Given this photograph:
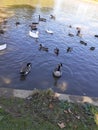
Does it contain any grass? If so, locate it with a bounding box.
[0,89,98,130]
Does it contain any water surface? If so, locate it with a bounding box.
[0,0,98,97]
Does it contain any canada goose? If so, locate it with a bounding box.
[53,63,62,78]
[90,47,95,51]
[80,40,87,46]
[54,48,59,55]
[39,44,48,52]
[20,63,32,76]
[39,15,46,22]
[29,31,39,38]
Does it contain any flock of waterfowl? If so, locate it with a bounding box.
[0,14,97,79]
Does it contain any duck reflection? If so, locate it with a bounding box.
[53,77,68,92]
[20,75,26,81]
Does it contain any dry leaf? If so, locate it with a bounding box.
[49,103,54,109]
[58,122,65,129]
[68,108,73,114]
[64,110,68,113]
[76,115,80,119]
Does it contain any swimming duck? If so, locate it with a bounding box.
[80,40,87,46]
[76,27,82,37]
[20,63,32,76]
[68,33,74,37]
[39,15,46,22]
[90,47,95,51]
[50,15,55,20]
[94,35,98,38]
[29,31,39,38]
[67,47,72,52]
[0,43,7,51]
[15,22,20,26]
[45,29,53,34]
[54,47,59,55]
[69,25,72,28]
[29,24,37,31]
[39,44,48,52]
[0,29,5,34]
[53,63,62,78]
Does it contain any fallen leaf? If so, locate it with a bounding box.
[64,110,68,113]
[76,115,80,119]
[58,122,65,129]
[49,103,54,109]
[68,108,73,114]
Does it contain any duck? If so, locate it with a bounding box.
[67,47,72,52]
[15,22,20,26]
[53,63,62,78]
[90,47,95,51]
[39,15,46,22]
[0,43,7,51]
[0,29,5,34]
[68,33,74,37]
[80,40,87,46]
[20,63,32,76]
[45,29,53,34]
[39,44,48,52]
[76,27,81,37]
[94,35,98,38]
[69,25,72,28]
[50,14,55,20]
[29,24,37,31]
[54,47,59,55]
[29,31,39,38]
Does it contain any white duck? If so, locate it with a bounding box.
[29,31,39,38]
[45,29,53,34]
[53,63,62,78]
[0,43,7,51]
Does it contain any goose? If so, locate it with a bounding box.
[39,44,48,52]
[45,29,53,34]
[68,33,74,37]
[29,31,39,38]
[20,63,32,76]
[39,15,46,22]
[53,63,62,78]
[50,15,55,20]
[67,47,72,52]
[80,40,87,46]
[90,47,95,51]
[0,43,7,51]
[54,48,59,55]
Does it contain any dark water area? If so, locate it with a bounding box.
[0,0,98,97]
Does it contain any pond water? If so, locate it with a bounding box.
[0,0,98,97]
